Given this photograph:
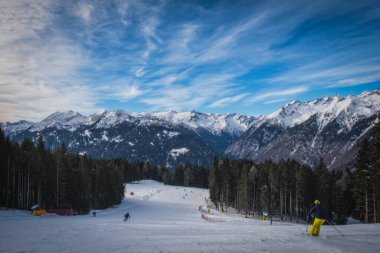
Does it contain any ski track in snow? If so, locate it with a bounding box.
[1,180,379,253]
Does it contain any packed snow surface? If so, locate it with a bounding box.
[1,180,379,253]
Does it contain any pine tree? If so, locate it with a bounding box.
[354,118,380,223]
[174,164,185,186]
[0,129,7,207]
[353,139,372,223]
[209,158,221,209]
[183,166,193,187]
[248,164,259,216]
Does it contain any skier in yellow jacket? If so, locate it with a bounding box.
[307,200,327,236]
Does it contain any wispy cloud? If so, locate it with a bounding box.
[208,94,249,108]
[248,86,309,103]
[75,1,94,23]
[327,72,380,88]
[140,73,238,111]
[268,59,380,88]
[1,0,379,121]
[118,86,148,101]
[0,0,97,122]
[263,98,290,105]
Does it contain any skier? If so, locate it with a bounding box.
[307,200,327,237]
[124,212,130,222]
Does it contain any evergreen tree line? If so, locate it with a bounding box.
[1,118,378,221]
[353,119,380,223]
[122,160,209,189]
[209,119,380,224]
[0,130,125,214]
[0,129,209,214]
[208,158,355,224]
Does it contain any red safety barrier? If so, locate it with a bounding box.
[46,209,76,216]
[201,213,226,222]
[40,213,59,218]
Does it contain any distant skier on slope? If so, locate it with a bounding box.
[307,200,327,236]
[124,212,130,222]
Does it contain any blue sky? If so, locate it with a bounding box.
[0,0,380,121]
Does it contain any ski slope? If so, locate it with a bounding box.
[1,180,379,253]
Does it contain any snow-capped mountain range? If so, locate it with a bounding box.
[4,110,257,136]
[226,89,380,169]
[263,90,379,130]
[1,110,258,167]
[2,89,379,169]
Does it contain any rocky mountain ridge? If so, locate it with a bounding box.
[2,89,379,169]
[1,110,258,167]
[225,89,380,169]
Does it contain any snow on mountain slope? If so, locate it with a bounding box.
[2,90,378,169]
[3,110,256,136]
[1,180,379,253]
[0,120,33,134]
[88,109,258,136]
[226,89,380,169]
[264,89,380,130]
[149,110,259,136]
[169,147,190,158]
[30,110,87,132]
[1,110,255,165]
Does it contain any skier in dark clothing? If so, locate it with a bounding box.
[124,212,130,222]
[307,200,327,236]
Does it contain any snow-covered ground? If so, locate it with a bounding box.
[1,180,379,253]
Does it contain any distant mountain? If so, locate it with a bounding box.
[225,89,380,169]
[1,110,258,168]
[3,90,379,169]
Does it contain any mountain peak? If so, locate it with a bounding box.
[265,89,380,129]
[226,89,380,170]
[30,110,86,132]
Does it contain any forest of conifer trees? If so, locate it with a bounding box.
[0,128,209,214]
[209,119,380,224]
[0,129,125,214]
[0,119,379,223]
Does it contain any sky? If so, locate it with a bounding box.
[0,0,380,122]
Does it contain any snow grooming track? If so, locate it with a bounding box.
[142,189,165,201]
[91,182,167,218]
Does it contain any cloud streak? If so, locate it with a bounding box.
[0,0,97,122]
[208,94,249,108]
[249,86,309,103]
